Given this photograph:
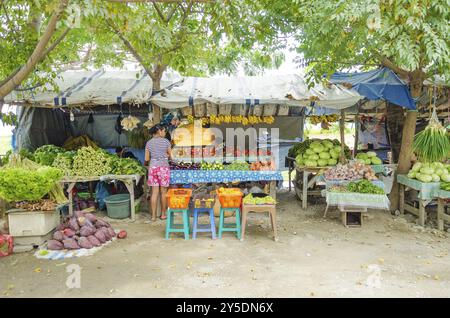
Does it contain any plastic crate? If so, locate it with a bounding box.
[193,193,216,209]
[216,188,243,208]
[167,189,193,209]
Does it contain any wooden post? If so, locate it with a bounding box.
[339,109,346,163]
[353,112,359,158]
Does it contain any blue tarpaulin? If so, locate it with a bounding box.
[330,67,416,110]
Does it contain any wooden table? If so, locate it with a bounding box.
[434,190,450,231]
[285,156,296,192]
[294,166,327,209]
[241,204,278,241]
[61,174,144,221]
[397,175,440,227]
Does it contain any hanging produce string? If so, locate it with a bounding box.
[412,80,450,163]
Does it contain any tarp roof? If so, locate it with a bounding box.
[4,69,181,107]
[150,74,363,109]
[330,67,416,110]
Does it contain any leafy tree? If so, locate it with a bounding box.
[99,0,284,118]
[269,0,450,210]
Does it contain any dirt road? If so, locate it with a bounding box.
[1,191,450,298]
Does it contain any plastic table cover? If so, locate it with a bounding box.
[170,170,283,184]
[397,174,441,200]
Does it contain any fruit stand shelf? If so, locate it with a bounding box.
[60,174,144,221]
[397,174,441,227]
[435,189,450,231]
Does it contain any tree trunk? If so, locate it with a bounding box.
[385,102,405,162]
[389,73,423,211]
[151,63,167,122]
[0,0,69,99]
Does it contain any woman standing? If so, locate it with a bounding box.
[145,124,172,221]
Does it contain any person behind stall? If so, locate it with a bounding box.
[144,124,172,221]
[161,113,180,143]
[115,146,137,160]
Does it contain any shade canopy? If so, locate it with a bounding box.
[4,69,181,107]
[151,74,363,109]
[330,67,416,110]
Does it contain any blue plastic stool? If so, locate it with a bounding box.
[192,208,216,239]
[166,209,190,240]
[218,207,241,239]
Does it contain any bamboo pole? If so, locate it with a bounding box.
[339,109,346,163]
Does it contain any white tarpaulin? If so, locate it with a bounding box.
[151,74,363,109]
[4,69,181,107]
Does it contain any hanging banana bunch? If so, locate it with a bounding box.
[309,114,339,128]
[121,115,141,131]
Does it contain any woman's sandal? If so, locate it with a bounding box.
[160,215,167,220]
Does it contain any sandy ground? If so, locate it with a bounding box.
[1,190,450,298]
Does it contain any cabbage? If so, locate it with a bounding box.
[432,162,444,169]
[312,145,325,153]
[309,154,319,161]
[407,171,416,179]
[310,141,322,148]
[432,174,441,182]
[322,140,334,149]
[420,167,435,175]
[357,153,369,160]
[330,152,339,159]
[441,174,450,182]
[305,149,315,155]
[304,160,318,167]
[328,158,337,166]
[317,159,328,166]
[411,162,422,172]
[319,152,331,159]
[364,159,372,165]
[417,174,433,183]
[435,168,445,176]
[295,154,304,166]
[415,173,422,180]
[371,157,382,165]
[333,146,342,153]
[366,151,377,158]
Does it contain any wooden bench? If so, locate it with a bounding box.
[241,204,278,241]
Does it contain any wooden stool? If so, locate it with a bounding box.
[218,207,241,239]
[166,209,190,240]
[192,208,216,239]
[241,204,278,241]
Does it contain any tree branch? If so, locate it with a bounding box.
[372,51,410,77]
[0,0,70,98]
[0,27,71,89]
[107,19,155,78]
[152,2,166,22]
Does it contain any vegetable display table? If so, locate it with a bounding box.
[294,165,327,209]
[169,170,283,200]
[285,156,296,192]
[61,174,144,221]
[434,189,450,231]
[397,174,440,226]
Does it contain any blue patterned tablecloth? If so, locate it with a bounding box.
[170,170,283,184]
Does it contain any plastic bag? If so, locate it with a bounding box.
[0,234,13,257]
[95,182,111,210]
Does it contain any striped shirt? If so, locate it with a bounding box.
[145,137,171,167]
